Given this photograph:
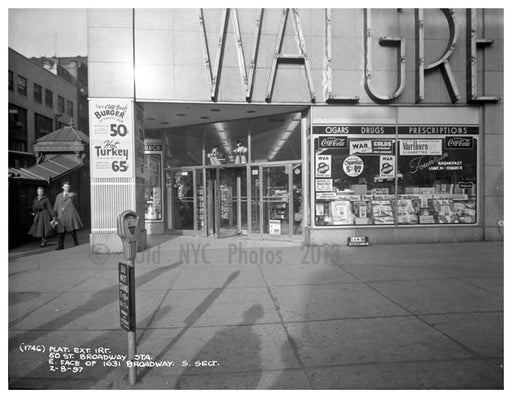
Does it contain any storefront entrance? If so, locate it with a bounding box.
[251,163,303,239]
[167,162,302,240]
[214,166,247,237]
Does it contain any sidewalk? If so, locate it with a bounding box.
[9,228,92,260]
[8,235,503,389]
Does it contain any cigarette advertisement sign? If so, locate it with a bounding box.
[315,154,332,178]
[90,99,134,178]
[343,155,364,177]
[400,139,442,156]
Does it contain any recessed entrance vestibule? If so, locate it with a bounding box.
[142,103,308,240]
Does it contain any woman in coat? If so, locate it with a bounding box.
[52,181,83,250]
[28,186,54,247]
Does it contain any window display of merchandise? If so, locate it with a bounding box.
[146,187,162,220]
[265,187,289,221]
[313,134,478,227]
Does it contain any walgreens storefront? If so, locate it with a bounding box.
[87,8,502,252]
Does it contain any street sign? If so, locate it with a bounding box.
[119,262,135,332]
[347,236,370,247]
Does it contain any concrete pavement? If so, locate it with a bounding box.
[8,234,503,389]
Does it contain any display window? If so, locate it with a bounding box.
[313,134,396,226]
[144,153,163,221]
[312,124,478,227]
[397,137,477,225]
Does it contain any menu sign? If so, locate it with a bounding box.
[90,99,134,178]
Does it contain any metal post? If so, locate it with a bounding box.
[127,258,137,386]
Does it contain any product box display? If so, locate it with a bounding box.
[432,199,457,223]
[353,201,368,218]
[453,200,476,223]
[330,200,354,225]
[371,200,394,224]
[396,199,418,224]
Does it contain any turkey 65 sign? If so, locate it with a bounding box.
[90,99,134,178]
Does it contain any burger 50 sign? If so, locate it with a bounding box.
[90,99,134,179]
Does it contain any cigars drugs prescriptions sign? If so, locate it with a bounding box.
[90,99,134,178]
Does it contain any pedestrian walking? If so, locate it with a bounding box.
[52,181,83,250]
[28,186,53,247]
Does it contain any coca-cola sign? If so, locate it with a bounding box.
[445,136,473,149]
[318,136,347,148]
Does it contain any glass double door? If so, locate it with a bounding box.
[251,163,303,238]
[168,163,302,239]
[211,167,247,238]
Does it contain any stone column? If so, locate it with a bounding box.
[87,9,146,254]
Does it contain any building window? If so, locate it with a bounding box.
[396,137,477,225]
[8,70,13,91]
[313,132,397,226]
[66,100,74,117]
[33,83,42,103]
[312,124,479,227]
[45,89,53,108]
[17,75,27,96]
[9,104,28,152]
[34,113,54,139]
[58,95,65,113]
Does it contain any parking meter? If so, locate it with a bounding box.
[116,210,142,386]
[117,210,142,261]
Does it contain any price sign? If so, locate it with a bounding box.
[90,99,133,178]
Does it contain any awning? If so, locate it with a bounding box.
[8,154,83,183]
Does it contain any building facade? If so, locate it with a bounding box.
[8,48,78,168]
[33,55,89,135]
[87,8,503,253]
